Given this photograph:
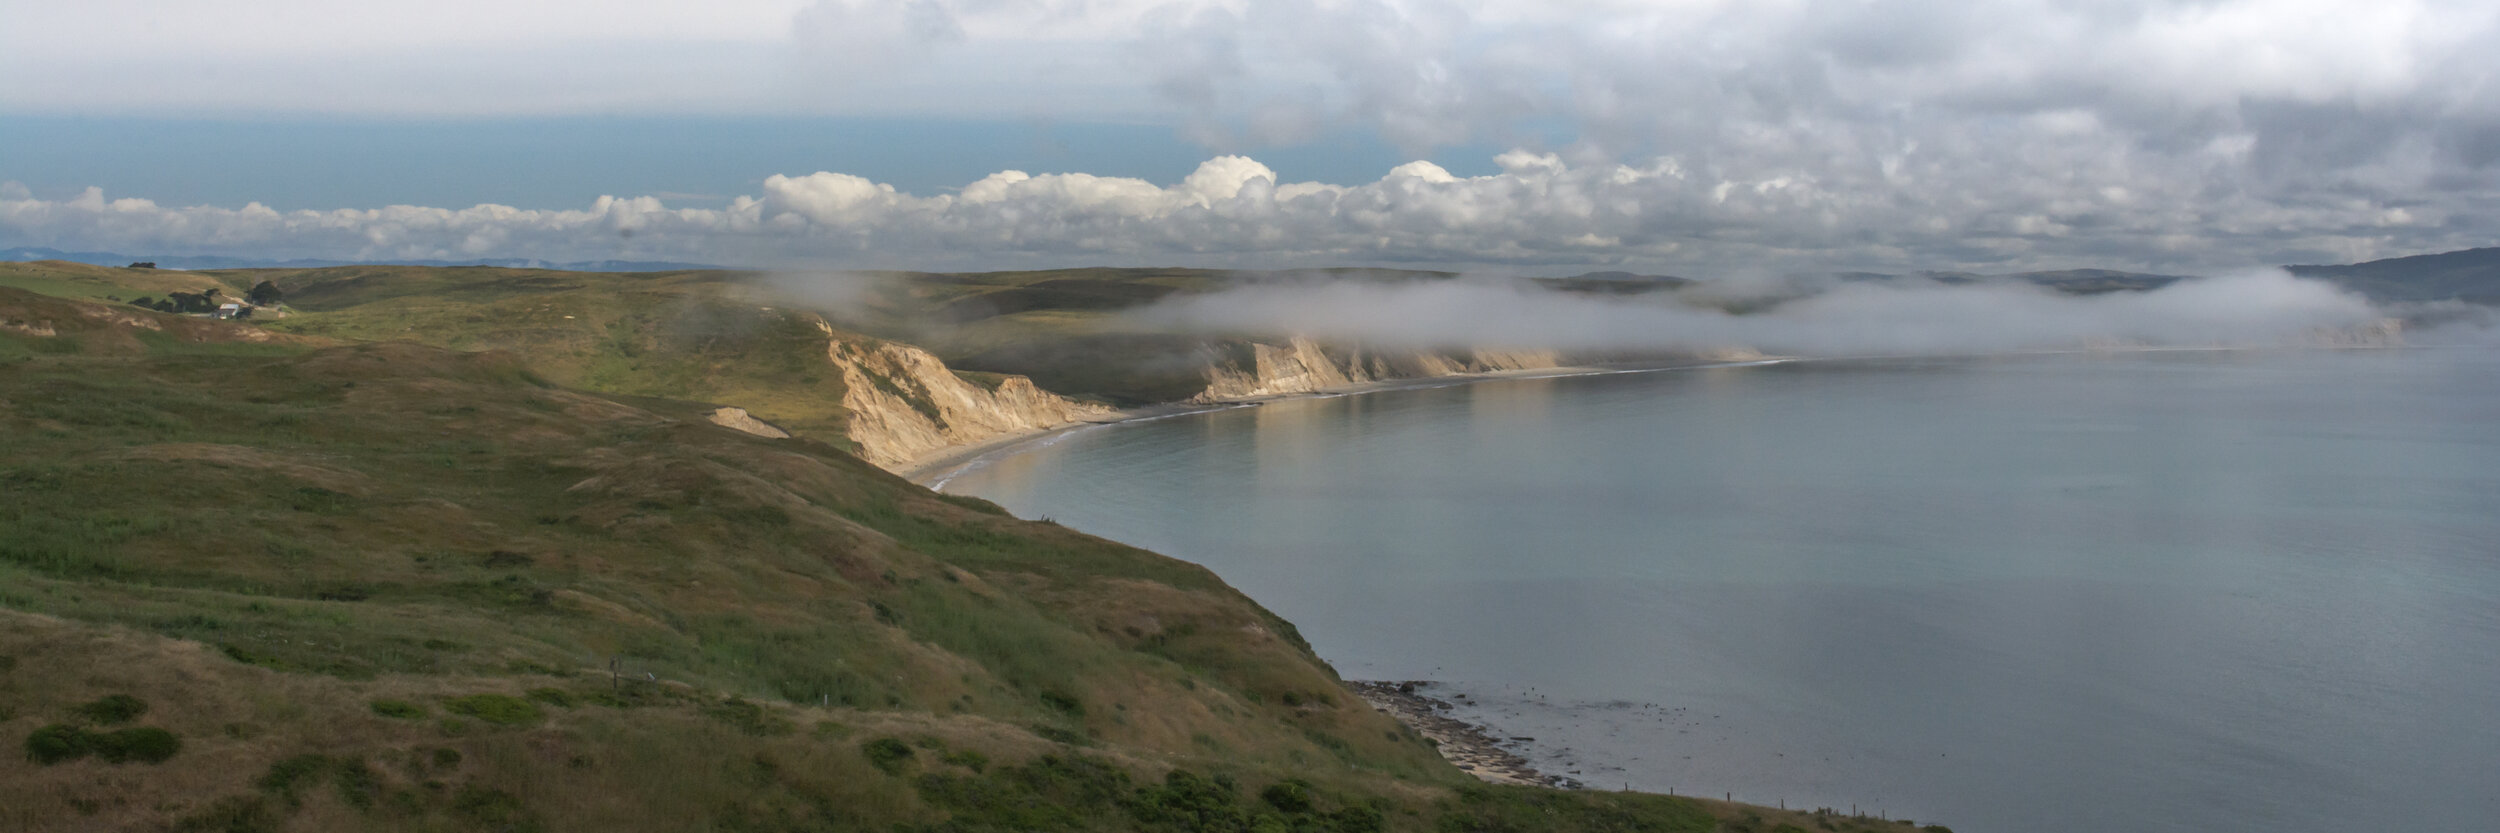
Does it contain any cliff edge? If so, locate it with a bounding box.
[827,331,1115,469]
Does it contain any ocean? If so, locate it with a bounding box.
[932,347,2500,833]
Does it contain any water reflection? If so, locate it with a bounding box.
[939,351,2500,833]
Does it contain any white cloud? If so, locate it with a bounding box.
[6,0,2497,269]
[5,147,2486,273]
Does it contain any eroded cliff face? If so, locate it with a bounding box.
[825,333,1114,471]
[1194,337,1569,401]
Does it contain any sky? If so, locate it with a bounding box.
[3,0,2498,274]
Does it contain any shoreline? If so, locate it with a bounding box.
[900,358,1792,488]
[1346,680,1581,789]
[901,344,2340,487]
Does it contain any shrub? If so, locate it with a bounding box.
[258,754,333,801]
[1261,780,1314,814]
[93,727,182,763]
[442,694,542,726]
[481,550,533,569]
[25,724,89,764]
[1038,689,1085,717]
[940,749,990,772]
[1328,805,1386,833]
[525,688,577,708]
[862,737,915,775]
[369,699,426,719]
[28,724,181,764]
[72,694,148,725]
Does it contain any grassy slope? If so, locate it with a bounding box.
[0,261,258,304]
[211,265,860,445]
[0,288,1946,833]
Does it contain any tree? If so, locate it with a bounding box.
[247,280,282,306]
[127,261,156,269]
[128,296,156,308]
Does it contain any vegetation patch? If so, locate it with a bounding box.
[369,698,426,719]
[441,693,543,726]
[862,737,916,775]
[911,759,1389,833]
[24,723,183,764]
[72,693,149,724]
[525,687,577,708]
[700,696,794,736]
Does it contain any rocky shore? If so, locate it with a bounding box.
[1348,680,1582,789]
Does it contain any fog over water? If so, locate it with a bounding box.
[937,347,2500,833]
[1127,270,2388,355]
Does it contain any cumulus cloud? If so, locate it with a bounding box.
[1123,270,2389,356]
[3,143,2489,273]
[8,1,2498,268]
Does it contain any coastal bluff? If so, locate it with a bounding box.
[1195,336,1567,401]
[826,330,1114,469]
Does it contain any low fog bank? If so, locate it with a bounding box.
[1126,270,2405,357]
[761,270,893,312]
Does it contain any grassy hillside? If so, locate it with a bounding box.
[2288,246,2500,303]
[1,288,1951,832]
[6,262,864,447]
[0,260,259,304]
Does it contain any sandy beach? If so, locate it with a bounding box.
[899,359,1790,487]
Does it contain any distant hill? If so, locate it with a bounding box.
[0,246,714,272]
[2287,246,2500,303]
[1833,268,2187,294]
[1532,271,1696,295]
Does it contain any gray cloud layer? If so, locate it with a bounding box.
[5,0,2497,271]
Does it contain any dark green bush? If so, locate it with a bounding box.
[28,723,181,764]
[25,724,89,764]
[1125,769,1250,831]
[1327,805,1385,833]
[1260,780,1314,814]
[72,693,148,725]
[257,754,334,801]
[369,699,426,719]
[941,749,990,772]
[862,737,915,775]
[1038,689,1085,717]
[93,727,182,763]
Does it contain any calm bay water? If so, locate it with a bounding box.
[934,348,2500,833]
